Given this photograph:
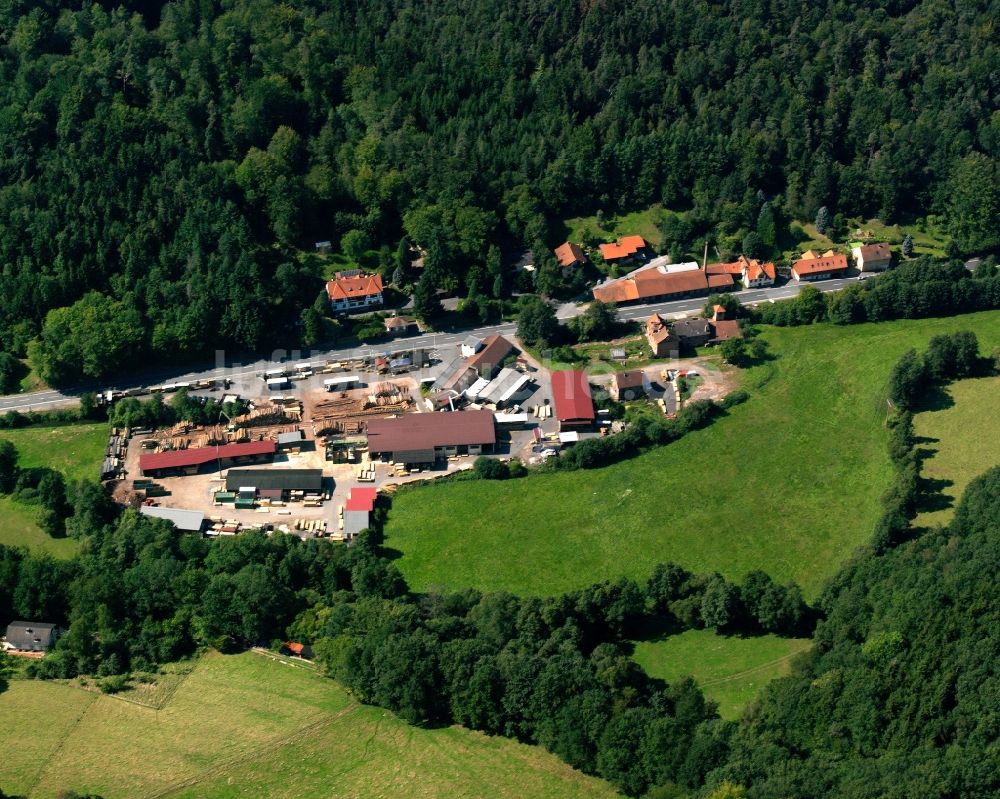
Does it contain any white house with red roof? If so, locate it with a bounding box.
[326,270,384,314]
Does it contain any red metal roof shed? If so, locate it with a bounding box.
[139,440,276,473]
[550,371,595,423]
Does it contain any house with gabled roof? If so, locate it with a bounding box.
[599,235,649,265]
[326,270,384,314]
[791,250,849,281]
[3,621,58,656]
[645,313,679,358]
[852,242,893,272]
[554,242,587,275]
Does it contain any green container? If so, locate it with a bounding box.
[214,492,236,503]
[235,499,255,510]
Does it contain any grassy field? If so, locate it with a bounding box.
[0,422,108,485]
[0,496,77,558]
[385,312,1000,599]
[0,652,619,799]
[0,422,106,557]
[914,375,1000,528]
[631,631,811,720]
[561,206,669,249]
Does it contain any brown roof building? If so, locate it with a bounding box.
[852,242,893,272]
[593,267,734,305]
[709,320,743,343]
[554,242,587,273]
[599,235,648,263]
[645,313,679,358]
[466,334,515,379]
[611,370,648,401]
[791,250,849,281]
[366,409,496,465]
[326,271,384,313]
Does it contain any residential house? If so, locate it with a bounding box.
[645,313,679,358]
[593,266,734,305]
[326,270,384,314]
[599,235,649,265]
[554,241,587,276]
[706,259,746,277]
[3,621,58,655]
[611,370,649,401]
[550,370,595,430]
[672,318,715,348]
[852,242,893,272]
[791,250,849,281]
[742,258,776,288]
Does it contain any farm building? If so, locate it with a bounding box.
[139,440,276,477]
[139,505,206,533]
[611,370,648,401]
[3,621,58,655]
[550,370,595,430]
[366,409,496,465]
[344,486,378,538]
[224,468,324,498]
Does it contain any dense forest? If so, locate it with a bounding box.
[2,0,1000,380]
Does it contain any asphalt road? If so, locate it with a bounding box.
[1,277,857,413]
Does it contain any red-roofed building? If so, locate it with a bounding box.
[283,641,314,659]
[554,242,587,275]
[599,235,649,264]
[344,486,379,538]
[139,440,276,477]
[593,267,734,305]
[326,271,384,314]
[550,370,595,430]
[741,258,776,288]
[791,250,849,281]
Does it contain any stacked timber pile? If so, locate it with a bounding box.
[231,403,297,429]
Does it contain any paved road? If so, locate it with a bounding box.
[1,277,857,413]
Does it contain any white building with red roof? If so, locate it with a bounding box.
[326,270,384,314]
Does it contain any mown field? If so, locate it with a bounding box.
[385,311,1000,599]
[0,651,619,799]
[631,631,811,721]
[914,374,1000,529]
[0,422,108,485]
[0,422,107,557]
